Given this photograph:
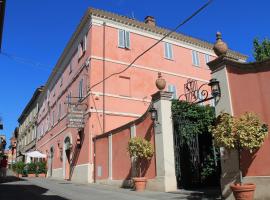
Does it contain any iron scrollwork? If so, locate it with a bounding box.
[178,79,213,104]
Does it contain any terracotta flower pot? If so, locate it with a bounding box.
[38,173,46,178]
[28,173,36,178]
[230,183,256,200]
[133,177,147,192]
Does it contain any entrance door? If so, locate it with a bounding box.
[49,147,54,177]
[63,137,71,180]
[172,101,220,189]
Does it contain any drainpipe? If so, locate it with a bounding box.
[102,22,106,135]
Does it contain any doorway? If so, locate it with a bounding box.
[63,137,71,180]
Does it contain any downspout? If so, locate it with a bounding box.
[102,22,106,135]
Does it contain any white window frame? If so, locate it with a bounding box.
[58,103,61,121]
[164,42,173,60]
[118,29,130,49]
[78,79,83,100]
[192,50,200,67]
[168,84,177,99]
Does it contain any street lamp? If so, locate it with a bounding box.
[149,106,158,121]
[208,78,221,99]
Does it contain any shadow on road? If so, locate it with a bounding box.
[0,176,69,200]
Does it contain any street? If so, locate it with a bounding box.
[0,171,220,200]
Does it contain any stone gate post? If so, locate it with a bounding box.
[147,91,177,192]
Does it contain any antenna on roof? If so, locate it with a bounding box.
[131,11,135,19]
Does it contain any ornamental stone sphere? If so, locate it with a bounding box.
[213,32,228,57]
[155,72,166,91]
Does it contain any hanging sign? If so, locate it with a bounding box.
[67,104,85,129]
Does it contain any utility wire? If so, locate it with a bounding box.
[87,0,213,94]
[0,51,52,71]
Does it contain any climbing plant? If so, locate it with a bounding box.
[172,100,215,143]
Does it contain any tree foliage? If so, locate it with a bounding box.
[209,112,268,152]
[128,137,154,177]
[253,38,270,61]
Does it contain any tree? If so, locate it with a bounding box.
[253,38,270,61]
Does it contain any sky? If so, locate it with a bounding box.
[0,0,269,143]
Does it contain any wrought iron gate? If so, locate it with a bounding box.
[173,116,201,188]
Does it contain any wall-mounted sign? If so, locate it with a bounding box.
[67,104,85,129]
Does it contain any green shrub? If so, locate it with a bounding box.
[27,162,37,174]
[36,162,47,174]
[15,161,26,174]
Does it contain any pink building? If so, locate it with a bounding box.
[35,8,246,184]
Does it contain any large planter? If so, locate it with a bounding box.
[230,183,256,200]
[133,177,147,192]
[27,173,36,178]
[38,173,46,178]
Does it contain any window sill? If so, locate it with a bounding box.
[118,46,130,50]
[164,57,174,61]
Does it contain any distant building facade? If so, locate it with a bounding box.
[17,86,43,162]
[30,8,246,183]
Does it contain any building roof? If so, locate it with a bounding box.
[18,86,44,123]
[0,0,6,50]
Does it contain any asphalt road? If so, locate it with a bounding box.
[0,172,220,200]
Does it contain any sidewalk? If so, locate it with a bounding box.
[0,170,221,200]
[25,177,221,200]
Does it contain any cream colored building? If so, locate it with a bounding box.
[17,86,43,162]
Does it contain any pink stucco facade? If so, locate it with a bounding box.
[34,8,245,183]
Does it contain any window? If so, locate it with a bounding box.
[60,77,63,87]
[67,92,72,105]
[78,36,86,59]
[118,29,130,49]
[192,50,200,67]
[164,42,173,60]
[198,91,204,106]
[205,54,210,64]
[168,84,177,99]
[52,111,55,126]
[58,103,61,121]
[78,79,83,100]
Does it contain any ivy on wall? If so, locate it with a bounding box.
[171,100,215,143]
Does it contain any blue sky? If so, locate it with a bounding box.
[0,0,269,142]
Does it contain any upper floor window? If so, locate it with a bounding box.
[192,50,200,67]
[79,79,83,100]
[118,29,130,49]
[67,92,72,105]
[58,103,61,121]
[60,76,63,87]
[168,84,177,99]
[205,54,210,64]
[52,111,55,126]
[78,36,86,59]
[164,42,173,60]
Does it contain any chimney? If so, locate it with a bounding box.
[144,16,156,26]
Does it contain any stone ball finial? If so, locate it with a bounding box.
[155,72,166,91]
[213,32,228,57]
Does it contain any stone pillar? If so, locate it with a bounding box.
[147,91,177,192]
[208,56,239,200]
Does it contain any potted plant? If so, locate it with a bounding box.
[127,136,154,192]
[209,112,268,200]
[27,162,37,177]
[36,161,47,178]
[15,161,26,177]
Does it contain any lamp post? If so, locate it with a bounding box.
[208,78,221,99]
